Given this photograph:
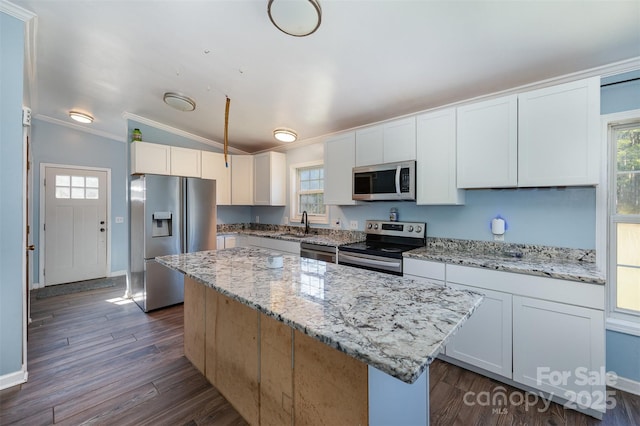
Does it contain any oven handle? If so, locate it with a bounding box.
[395,165,401,195]
[339,252,401,268]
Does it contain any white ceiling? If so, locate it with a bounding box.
[9,0,640,153]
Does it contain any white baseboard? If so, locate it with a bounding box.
[607,373,640,396]
[109,270,127,277]
[0,368,28,391]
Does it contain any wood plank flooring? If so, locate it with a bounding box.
[1,280,639,425]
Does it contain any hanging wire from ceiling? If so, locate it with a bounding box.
[224,96,231,168]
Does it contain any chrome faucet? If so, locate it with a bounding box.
[301,210,309,234]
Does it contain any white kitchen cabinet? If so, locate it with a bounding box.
[518,77,600,186]
[216,235,237,249]
[130,141,171,175]
[170,146,201,178]
[355,125,383,166]
[456,95,518,188]
[231,155,254,205]
[201,151,231,205]
[512,295,605,414]
[445,283,513,379]
[324,132,357,205]
[355,117,416,167]
[403,258,445,286]
[415,108,465,205]
[247,236,299,254]
[254,152,286,206]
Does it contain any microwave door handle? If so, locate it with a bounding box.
[395,165,401,195]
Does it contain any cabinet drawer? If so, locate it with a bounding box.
[403,258,445,281]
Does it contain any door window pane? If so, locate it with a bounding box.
[86,176,99,188]
[55,187,70,199]
[55,175,70,186]
[72,176,85,187]
[71,187,85,199]
[86,188,99,199]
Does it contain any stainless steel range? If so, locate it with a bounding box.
[338,220,426,275]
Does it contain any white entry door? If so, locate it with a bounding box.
[44,167,108,285]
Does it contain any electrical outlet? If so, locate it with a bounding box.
[283,216,289,224]
[255,215,260,223]
[333,218,342,229]
[349,220,358,230]
[115,216,124,224]
[22,106,32,127]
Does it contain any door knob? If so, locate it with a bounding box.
[27,244,35,251]
[100,228,105,232]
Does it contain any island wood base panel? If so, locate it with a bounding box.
[184,276,368,425]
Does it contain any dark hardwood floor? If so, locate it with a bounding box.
[1,280,638,425]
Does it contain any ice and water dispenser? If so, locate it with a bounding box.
[152,211,172,237]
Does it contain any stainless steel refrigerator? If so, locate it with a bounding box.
[129,174,216,312]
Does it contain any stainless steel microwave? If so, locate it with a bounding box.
[352,160,416,201]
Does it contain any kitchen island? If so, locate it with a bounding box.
[157,247,483,425]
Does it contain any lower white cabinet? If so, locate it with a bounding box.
[216,235,237,250]
[512,296,605,412]
[403,258,445,286]
[247,236,299,254]
[445,283,513,379]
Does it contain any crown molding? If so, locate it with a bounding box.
[34,115,126,143]
[122,112,248,154]
[0,1,36,21]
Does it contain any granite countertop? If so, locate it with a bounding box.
[404,246,605,285]
[218,228,365,247]
[157,247,484,384]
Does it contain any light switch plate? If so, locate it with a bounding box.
[115,216,124,224]
[349,220,358,230]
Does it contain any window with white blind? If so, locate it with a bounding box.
[290,161,327,224]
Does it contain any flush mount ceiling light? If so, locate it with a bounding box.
[273,128,298,143]
[268,0,322,37]
[163,92,196,112]
[69,111,94,124]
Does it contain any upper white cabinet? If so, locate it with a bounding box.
[416,108,465,205]
[355,117,416,166]
[324,132,357,205]
[231,155,254,205]
[201,151,231,205]
[517,77,600,186]
[457,95,518,188]
[130,142,171,175]
[253,151,286,206]
[170,146,201,178]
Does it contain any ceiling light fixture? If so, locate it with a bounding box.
[268,0,322,37]
[69,111,94,124]
[273,128,298,143]
[163,92,196,112]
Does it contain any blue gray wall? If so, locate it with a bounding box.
[601,70,640,384]
[31,120,129,277]
[0,12,25,378]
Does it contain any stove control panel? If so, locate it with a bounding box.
[365,220,426,239]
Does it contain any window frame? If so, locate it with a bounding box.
[600,109,640,336]
[289,160,328,225]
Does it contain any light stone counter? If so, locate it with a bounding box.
[157,247,483,384]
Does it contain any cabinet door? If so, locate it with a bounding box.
[512,296,605,413]
[355,124,384,166]
[231,155,254,205]
[324,132,357,205]
[170,146,201,178]
[216,236,225,249]
[457,95,518,188]
[446,283,513,379]
[518,77,600,186]
[383,116,416,163]
[130,142,171,175]
[201,151,231,205]
[253,152,286,206]
[416,108,465,205]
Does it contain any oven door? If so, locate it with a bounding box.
[338,250,403,275]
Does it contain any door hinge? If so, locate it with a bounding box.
[43,223,46,231]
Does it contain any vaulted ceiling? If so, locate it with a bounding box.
[10,0,640,152]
